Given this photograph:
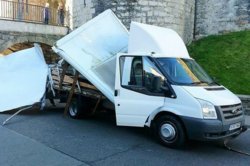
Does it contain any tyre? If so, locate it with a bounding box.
[68,98,81,119]
[155,115,186,148]
[68,96,95,119]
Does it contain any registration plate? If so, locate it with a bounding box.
[229,122,241,131]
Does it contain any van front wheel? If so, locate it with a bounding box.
[156,115,186,148]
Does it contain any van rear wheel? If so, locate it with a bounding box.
[155,115,186,148]
[68,96,96,119]
[68,99,81,119]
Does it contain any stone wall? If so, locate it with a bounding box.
[6,0,250,43]
[238,95,250,115]
[195,0,250,38]
[65,0,195,43]
[64,0,250,42]
[65,0,94,30]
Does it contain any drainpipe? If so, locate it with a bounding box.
[193,0,198,40]
[26,0,28,13]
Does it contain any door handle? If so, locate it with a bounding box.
[114,89,119,96]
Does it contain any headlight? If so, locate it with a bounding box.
[197,99,217,119]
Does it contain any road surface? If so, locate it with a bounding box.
[0,107,249,166]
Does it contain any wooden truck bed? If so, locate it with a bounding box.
[48,62,106,115]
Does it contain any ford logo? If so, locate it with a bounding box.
[231,108,239,114]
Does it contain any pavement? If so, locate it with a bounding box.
[0,126,83,166]
[245,115,250,128]
[0,108,250,166]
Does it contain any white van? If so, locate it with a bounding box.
[52,10,246,148]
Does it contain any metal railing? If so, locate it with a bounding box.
[0,0,68,26]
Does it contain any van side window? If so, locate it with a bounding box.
[120,56,143,87]
[130,57,143,86]
[120,56,167,96]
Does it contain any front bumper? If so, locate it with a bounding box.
[181,116,247,141]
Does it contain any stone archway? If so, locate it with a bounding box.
[0,31,63,63]
[1,42,60,64]
[0,31,63,52]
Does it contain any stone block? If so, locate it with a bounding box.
[138,1,148,6]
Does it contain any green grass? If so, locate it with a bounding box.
[188,31,250,95]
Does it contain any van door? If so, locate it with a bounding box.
[114,55,166,127]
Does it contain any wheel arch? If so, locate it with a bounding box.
[146,110,188,139]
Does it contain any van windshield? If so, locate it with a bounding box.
[156,58,216,85]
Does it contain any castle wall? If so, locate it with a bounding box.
[195,0,250,38]
[64,0,250,42]
[65,0,195,43]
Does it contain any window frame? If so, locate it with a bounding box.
[119,55,175,98]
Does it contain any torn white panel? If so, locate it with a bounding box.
[0,44,48,112]
[53,9,129,103]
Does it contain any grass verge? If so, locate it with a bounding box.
[188,31,250,95]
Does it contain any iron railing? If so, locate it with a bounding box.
[0,0,68,26]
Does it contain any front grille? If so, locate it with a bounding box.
[220,103,243,120]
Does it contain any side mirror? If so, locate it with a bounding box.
[152,77,171,94]
[161,86,169,92]
[162,80,176,98]
[152,76,162,91]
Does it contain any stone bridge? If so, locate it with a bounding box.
[0,19,68,52]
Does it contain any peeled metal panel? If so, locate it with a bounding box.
[53,10,128,103]
[0,45,48,112]
[128,22,190,58]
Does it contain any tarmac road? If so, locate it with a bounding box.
[0,107,250,166]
